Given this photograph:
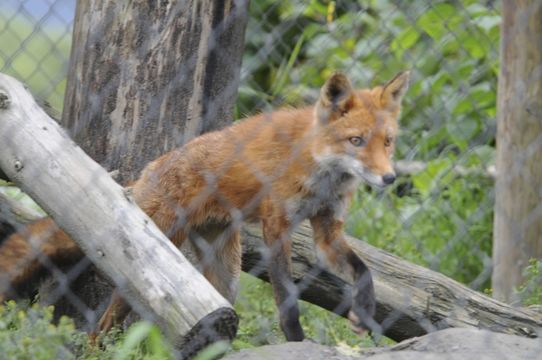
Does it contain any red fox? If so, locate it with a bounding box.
[0,70,409,341]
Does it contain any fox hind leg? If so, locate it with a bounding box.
[189,222,242,304]
[91,288,132,344]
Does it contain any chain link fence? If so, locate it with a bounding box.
[1,0,541,359]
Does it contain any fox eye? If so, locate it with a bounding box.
[384,136,394,147]
[349,136,366,147]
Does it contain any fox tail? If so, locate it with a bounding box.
[0,218,83,301]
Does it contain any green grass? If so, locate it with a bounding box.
[234,273,382,351]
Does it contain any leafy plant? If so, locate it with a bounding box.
[0,301,85,360]
[517,259,542,307]
[0,301,176,360]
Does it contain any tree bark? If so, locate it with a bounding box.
[492,0,542,304]
[0,73,238,354]
[242,222,542,341]
[62,0,249,184]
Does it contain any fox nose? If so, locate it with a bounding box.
[382,173,396,185]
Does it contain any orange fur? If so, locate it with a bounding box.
[0,218,82,301]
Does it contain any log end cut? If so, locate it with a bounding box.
[178,307,239,359]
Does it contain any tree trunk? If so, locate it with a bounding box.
[0,73,238,355]
[51,0,249,330]
[492,0,542,304]
[62,0,249,184]
[242,222,542,341]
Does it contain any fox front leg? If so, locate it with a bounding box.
[310,212,377,334]
[262,215,305,341]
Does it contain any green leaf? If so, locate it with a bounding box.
[446,117,480,150]
[412,158,453,197]
[193,341,231,360]
[114,322,153,360]
[417,4,455,40]
[391,28,420,58]
[271,33,305,97]
[462,34,486,59]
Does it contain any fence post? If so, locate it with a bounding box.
[492,0,542,304]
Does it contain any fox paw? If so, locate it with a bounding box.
[348,286,378,336]
[348,310,369,336]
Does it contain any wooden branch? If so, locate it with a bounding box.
[394,160,496,180]
[0,73,237,353]
[241,222,542,342]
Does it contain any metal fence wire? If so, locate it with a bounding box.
[1,0,541,359]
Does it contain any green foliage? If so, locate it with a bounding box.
[193,341,230,360]
[0,301,175,360]
[0,301,84,360]
[517,259,542,307]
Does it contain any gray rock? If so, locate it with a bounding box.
[366,328,541,360]
[223,328,542,360]
[223,341,359,360]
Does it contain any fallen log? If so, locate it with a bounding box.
[0,73,237,355]
[241,222,542,341]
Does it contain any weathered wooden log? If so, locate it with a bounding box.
[0,73,237,353]
[241,222,542,341]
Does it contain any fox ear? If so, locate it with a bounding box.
[381,71,410,111]
[316,71,355,124]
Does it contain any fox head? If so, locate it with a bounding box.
[313,71,409,188]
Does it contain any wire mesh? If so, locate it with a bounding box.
[0,0,541,359]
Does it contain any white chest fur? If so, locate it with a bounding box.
[285,153,362,224]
